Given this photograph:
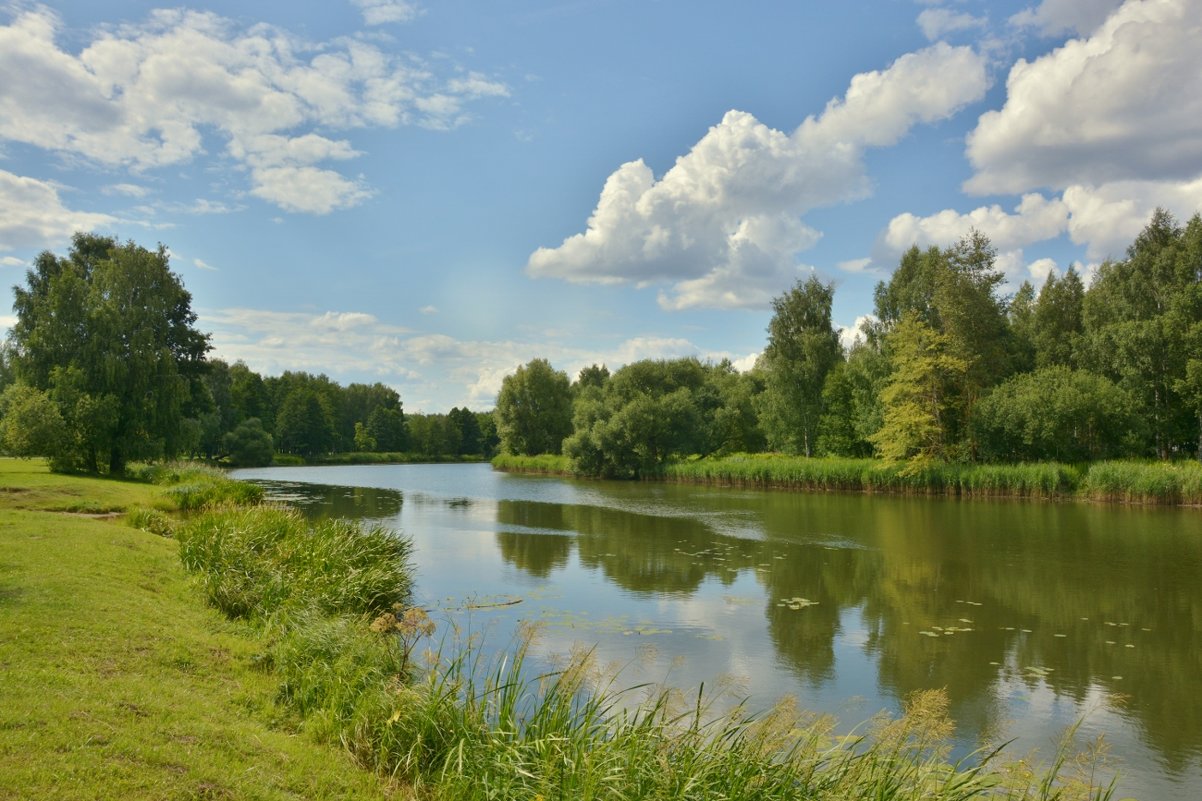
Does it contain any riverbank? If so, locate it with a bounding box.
[0,458,400,800]
[2,457,1118,800]
[492,453,1202,505]
[271,451,488,467]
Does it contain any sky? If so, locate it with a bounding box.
[1,0,1200,412]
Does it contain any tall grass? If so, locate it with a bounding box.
[125,460,265,510]
[267,620,1114,801]
[1080,460,1202,504]
[492,453,575,475]
[177,506,413,619]
[657,455,1081,500]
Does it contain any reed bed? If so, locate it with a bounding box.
[1080,459,1202,504]
[491,453,575,475]
[660,455,1081,500]
[496,452,1202,505]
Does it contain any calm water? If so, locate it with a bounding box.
[233,463,1202,801]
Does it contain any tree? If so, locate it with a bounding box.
[974,367,1139,462]
[222,417,274,466]
[495,359,573,455]
[8,234,210,473]
[274,387,335,456]
[1081,209,1202,457]
[0,383,67,460]
[1031,267,1085,369]
[870,313,968,467]
[756,277,842,456]
[366,406,407,451]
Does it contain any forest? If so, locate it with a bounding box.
[494,209,1202,478]
[1,208,1199,476]
[0,233,496,470]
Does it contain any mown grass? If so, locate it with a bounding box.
[494,452,1202,505]
[0,459,400,800]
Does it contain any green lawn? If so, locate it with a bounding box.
[0,458,402,800]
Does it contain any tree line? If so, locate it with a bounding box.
[0,233,496,471]
[494,209,1202,477]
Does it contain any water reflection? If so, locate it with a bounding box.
[240,466,1202,800]
[254,480,404,520]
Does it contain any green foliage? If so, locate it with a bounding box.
[657,454,1079,498]
[495,358,573,455]
[974,367,1140,462]
[870,314,969,467]
[177,506,414,620]
[0,382,67,459]
[1080,460,1202,504]
[756,277,842,456]
[1032,267,1085,369]
[564,358,741,478]
[274,386,335,456]
[222,417,274,466]
[9,234,210,473]
[491,452,574,474]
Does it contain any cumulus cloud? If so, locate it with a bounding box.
[875,193,1069,262]
[0,6,506,214]
[0,170,116,251]
[527,43,988,311]
[968,0,1202,195]
[917,9,987,40]
[1009,0,1124,36]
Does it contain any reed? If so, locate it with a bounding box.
[1080,460,1202,504]
[657,455,1081,499]
[491,453,575,475]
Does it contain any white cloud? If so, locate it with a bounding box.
[528,43,988,310]
[1,255,26,267]
[0,6,506,214]
[1061,178,1202,259]
[875,193,1069,262]
[1026,257,1058,284]
[1009,0,1124,36]
[838,315,877,351]
[420,305,438,315]
[917,9,987,41]
[193,258,217,271]
[352,0,422,26]
[968,0,1202,195]
[103,182,151,197]
[0,170,116,251]
[836,257,874,274]
[249,166,373,214]
[203,305,754,411]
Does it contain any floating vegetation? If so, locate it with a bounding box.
[1054,633,1068,638]
[777,597,820,610]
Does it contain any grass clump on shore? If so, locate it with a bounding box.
[1080,459,1202,504]
[177,506,413,620]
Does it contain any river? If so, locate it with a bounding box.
[232,462,1202,800]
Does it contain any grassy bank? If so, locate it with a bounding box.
[493,453,1202,505]
[3,457,1118,799]
[0,458,398,800]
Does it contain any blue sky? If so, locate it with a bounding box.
[2,0,1199,411]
